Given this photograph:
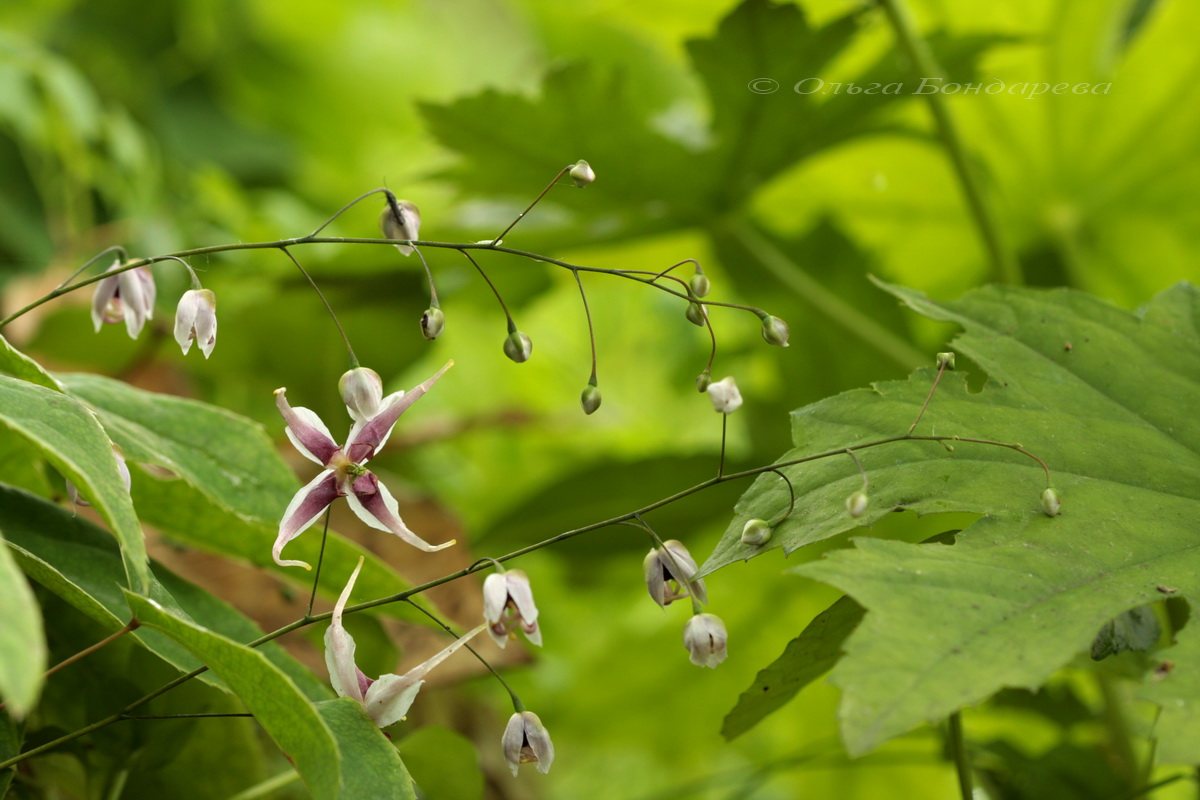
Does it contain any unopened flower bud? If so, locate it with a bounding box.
[379,199,421,256]
[695,371,712,393]
[421,307,445,340]
[173,288,217,358]
[689,271,710,298]
[1041,487,1062,517]
[568,159,595,188]
[937,352,956,369]
[846,490,869,518]
[760,314,790,347]
[740,519,772,546]
[504,330,533,363]
[685,302,707,327]
[683,613,728,669]
[339,367,384,422]
[580,383,602,415]
[706,376,742,414]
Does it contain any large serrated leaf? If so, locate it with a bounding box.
[0,527,44,718]
[59,373,422,621]
[0,375,149,592]
[708,281,1200,756]
[125,593,344,799]
[1,485,329,700]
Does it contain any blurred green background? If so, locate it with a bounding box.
[2,0,1198,797]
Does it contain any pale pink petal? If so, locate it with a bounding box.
[361,674,424,728]
[274,470,338,568]
[117,268,149,338]
[324,557,365,702]
[505,570,539,627]
[274,389,339,465]
[356,361,453,456]
[482,573,509,626]
[90,273,120,332]
[345,478,455,552]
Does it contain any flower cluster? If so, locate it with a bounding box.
[643,539,728,669]
[91,257,219,359]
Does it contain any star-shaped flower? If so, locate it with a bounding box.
[273,362,455,569]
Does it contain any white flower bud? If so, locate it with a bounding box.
[379,199,421,256]
[683,613,728,669]
[846,490,869,518]
[706,376,742,414]
[568,160,595,188]
[740,519,772,546]
[338,367,384,422]
[421,307,445,340]
[1041,487,1062,517]
[503,330,533,363]
[173,288,217,358]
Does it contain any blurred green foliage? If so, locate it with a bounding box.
[1,0,1198,798]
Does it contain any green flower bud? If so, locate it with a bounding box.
[846,490,869,518]
[937,352,956,369]
[685,302,707,327]
[695,371,712,393]
[421,307,445,340]
[580,383,602,415]
[503,330,533,363]
[568,160,595,187]
[689,271,710,298]
[740,519,772,546]
[760,314,790,347]
[1041,487,1062,517]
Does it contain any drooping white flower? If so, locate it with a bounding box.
[482,570,541,648]
[379,200,421,256]
[643,540,707,608]
[91,259,156,339]
[325,558,484,727]
[683,613,728,669]
[173,288,217,358]
[501,711,554,776]
[706,376,742,414]
[273,362,454,569]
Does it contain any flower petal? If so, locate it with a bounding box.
[362,674,424,728]
[355,361,453,456]
[274,388,340,465]
[523,711,555,774]
[274,470,339,568]
[501,713,525,776]
[90,272,120,332]
[505,570,539,627]
[482,573,509,626]
[324,557,365,702]
[346,478,455,552]
[118,268,149,338]
[173,291,200,355]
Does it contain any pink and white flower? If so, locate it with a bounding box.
[91,259,156,339]
[501,711,554,776]
[273,361,455,569]
[482,570,541,648]
[325,558,484,727]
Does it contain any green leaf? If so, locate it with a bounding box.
[0,334,62,391]
[125,593,343,799]
[397,726,483,800]
[722,596,863,741]
[708,281,1200,755]
[59,373,420,621]
[0,375,149,592]
[1,484,329,700]
[316,698,415,800]
[1142,621,1200,764]
[0,527,45,718]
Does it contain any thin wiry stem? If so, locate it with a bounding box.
[305,509,333,619]
[402,600,522,710]
[764,468,797,526]
[277,246,358,367]
[572,270,598,385]
[459,250,515,328]
[491,165,572,244]
[908,358,948,434]
[947,711,973,800]
[55,245,129,291]
[845,448,869,491]
[307,187,391,238]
